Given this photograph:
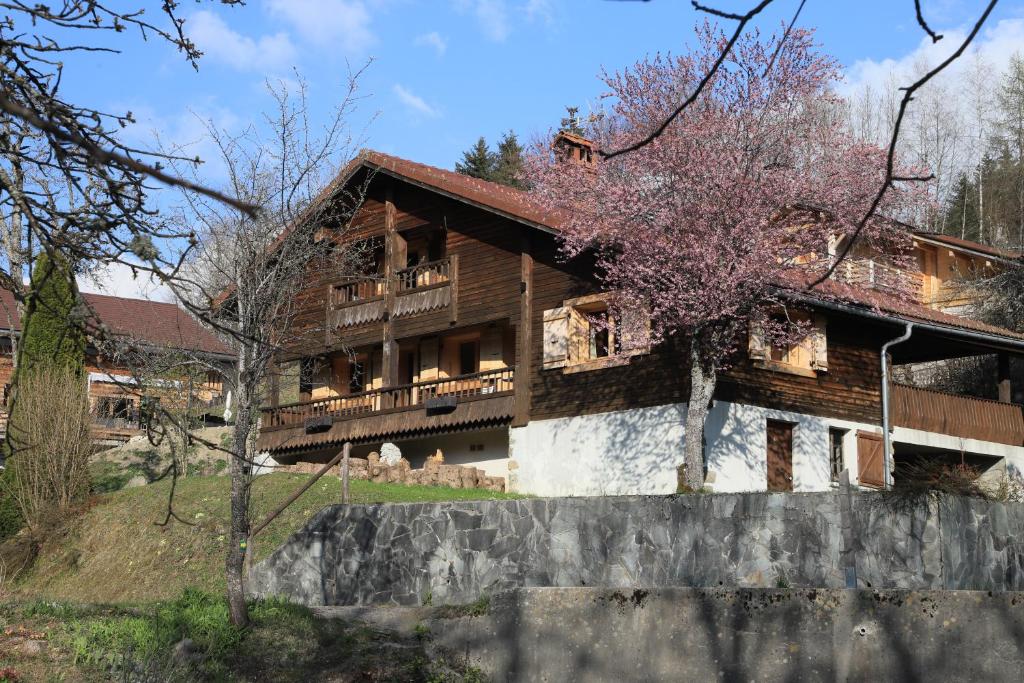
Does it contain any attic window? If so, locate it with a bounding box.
[748,310,828,378]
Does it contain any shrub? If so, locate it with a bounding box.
[1,366,92,536]
[0,469,24,542]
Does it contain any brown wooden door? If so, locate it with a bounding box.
[766,420,794,492]
[856,431,885,488]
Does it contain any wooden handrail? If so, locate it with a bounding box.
[396,256,452,291]
[890,382,1024,446]
[250,442,350,539]
[260,367,515,429]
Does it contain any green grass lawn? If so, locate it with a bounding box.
[5,473,523,605]
[0,590,482,682]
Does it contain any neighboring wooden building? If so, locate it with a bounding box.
[255,150,1024,496]
[0,290,233,447]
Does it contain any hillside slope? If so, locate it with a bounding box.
[5,473,521,604]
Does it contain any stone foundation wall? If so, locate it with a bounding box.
[277,453,506,492]
[248,491,1024,606]
[398,588,1024,681]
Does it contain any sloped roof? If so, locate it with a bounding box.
[358,150,568,231]
[778,274,1024,343]
[335,150,1024,346]
[913,231,1020,260]
[0,289,231,356]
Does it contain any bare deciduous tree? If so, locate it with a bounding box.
[165,69,372,627]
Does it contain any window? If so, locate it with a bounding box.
[300,357,316,396]
[459,341,479,375]
[93,396,137,425]
[543,294,650,371]
[349,359,366,393]
[829,428,847,482]
[749,310,828,377]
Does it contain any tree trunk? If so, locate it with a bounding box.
[226,377,252,628]
[682,335,717,492]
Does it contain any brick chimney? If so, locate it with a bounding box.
[553,131,596,168]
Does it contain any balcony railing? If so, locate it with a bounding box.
[396,257,452,292]
[890,383,1024,447]
[329,276,385,308]
[262,367,514,431]
[839,259,923,299]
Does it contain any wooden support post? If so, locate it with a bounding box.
[341,441,351,504]
[381,183,401,406]
[998,352,1011,403]
[448,253,459,325]
[512,232,533,428]
[268,359,280,409]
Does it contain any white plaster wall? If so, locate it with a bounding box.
[350,428,510,478]
[510,403,687,496]
[704,402,878,493]
[510,401,880,497]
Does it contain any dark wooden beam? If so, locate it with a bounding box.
[513,231,533,428]
[381,183,400,401]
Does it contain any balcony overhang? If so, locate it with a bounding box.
[257,393,513,455]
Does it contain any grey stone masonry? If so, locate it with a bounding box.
[248,492,1024,606]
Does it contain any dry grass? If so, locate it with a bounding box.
[2,473,522,604]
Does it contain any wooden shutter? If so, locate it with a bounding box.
[543,307,571,368]
[567,307,589,364]
[371,349,383,389]
[419,337,439,380]
[619,305,651,352]
[856,430,885,488]
[479,326,504,371]
[748,321,768,362]
[810,314,829,372]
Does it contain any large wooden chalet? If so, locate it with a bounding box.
[255,148,1024,496]
[0,291,232,447]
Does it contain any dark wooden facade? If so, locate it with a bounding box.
[257,168,917,457]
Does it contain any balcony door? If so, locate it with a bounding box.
[766,420,794,492]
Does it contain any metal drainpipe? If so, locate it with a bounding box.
[881,323,914,489]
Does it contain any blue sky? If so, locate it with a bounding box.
[64,0,1024,296]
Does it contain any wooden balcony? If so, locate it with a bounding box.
[257,367,514,453]
[327,276,386,329]
[890,383,1024,447]
[839,259,924,301]
[327,255,458,330]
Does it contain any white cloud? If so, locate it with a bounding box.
[79,262,173,302]
[524,0,554,26]
[393,84,440,118]
[454,0,510,42]
[117,103,242,189]
[842,18,1024,96]
[188,10,296,72]
[264,0,375,53]
[415,31,447,56]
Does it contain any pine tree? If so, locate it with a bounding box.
[493,131,528,190]
[560,106,585,136]
[16,251,87,376]
[942,173,981,241]
[455,137,496,181]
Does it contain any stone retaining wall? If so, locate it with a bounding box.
[393,588,1024,681]
[248,491,1024,606]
